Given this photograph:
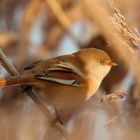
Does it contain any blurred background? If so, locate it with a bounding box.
[0,0,140,139]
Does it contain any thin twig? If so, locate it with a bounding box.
[0,48,19,76]
[0,48,72,140]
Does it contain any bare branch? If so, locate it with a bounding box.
[0,49,19,76]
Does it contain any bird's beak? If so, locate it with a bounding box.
[107,61,117,67]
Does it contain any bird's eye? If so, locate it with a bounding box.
[99,60,104,65]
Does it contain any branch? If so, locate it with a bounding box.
[0,48,72,140]
[0,48,19,76]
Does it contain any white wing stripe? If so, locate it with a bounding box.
[37,76,81,87]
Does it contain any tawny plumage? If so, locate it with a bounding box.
[0,48,116,112]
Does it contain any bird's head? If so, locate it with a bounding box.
[76,48,117,80]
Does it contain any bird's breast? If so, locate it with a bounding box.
[85,77,100,99]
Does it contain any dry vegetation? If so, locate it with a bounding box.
[0,0,140,140]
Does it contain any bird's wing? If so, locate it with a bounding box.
[35,59,85,87]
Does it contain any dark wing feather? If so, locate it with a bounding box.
[36,75,81,87]
[24,61,41,70]
[35,61,83,87]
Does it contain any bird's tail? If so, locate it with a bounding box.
[0,75,33,88]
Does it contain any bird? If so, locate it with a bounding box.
[0,48,116,113]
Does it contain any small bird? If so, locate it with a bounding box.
[0,48,116,113]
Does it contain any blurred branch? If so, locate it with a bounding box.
[23,0,45,37]
[0,32,19,48]
[46,0,82,46]
[0,48,72,140]
[44,25,64,52]
[104,111,128,128]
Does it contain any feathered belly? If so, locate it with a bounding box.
[33,80,89,111]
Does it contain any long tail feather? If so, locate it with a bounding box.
[0,79,7,87]
[0,75,32,88]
